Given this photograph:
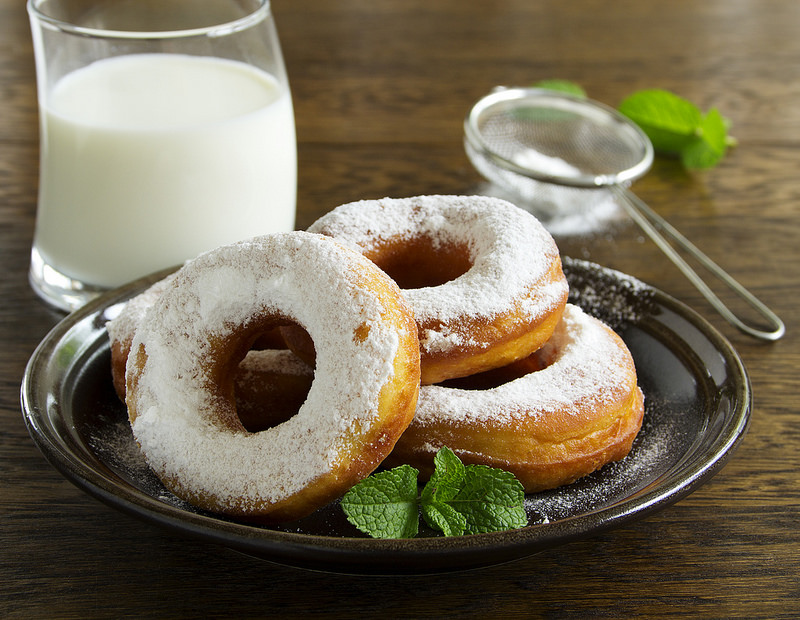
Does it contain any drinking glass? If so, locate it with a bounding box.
[28,0,297,311]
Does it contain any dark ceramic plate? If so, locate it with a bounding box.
[21,258,751,574]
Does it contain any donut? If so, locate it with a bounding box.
[125,231,421,523]
[300,195,569,384]
[108,272,177,402]
[384,304,645,492]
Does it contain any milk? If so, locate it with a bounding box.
[34,53,296,288]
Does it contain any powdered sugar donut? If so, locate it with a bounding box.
[302,195,569,384]
[125,232,420,523]
[385,304,644,492]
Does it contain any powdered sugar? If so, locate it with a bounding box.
[563,257,655,330]
[105,271,176,351]
[541,191,626,237]
[474,180,628,238]
[237,348,313,379]
[308,195,568,355]
[126,232,412,513]
[512,149,583,178]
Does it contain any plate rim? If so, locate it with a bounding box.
[20,258,752,574]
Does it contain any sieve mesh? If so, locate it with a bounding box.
[465,88,653,190]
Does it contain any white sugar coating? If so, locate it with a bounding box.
[238,349,314,378]
[415,304,635,426]
[127,231,407,511]
[105,272,177,349]
[308,195,568,354]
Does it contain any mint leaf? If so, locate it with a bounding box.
[531,80,736,170]
[421,500,467,537]
[618,88,703,154]
[341,448,528,538]
[419,447,468,536]
[681,107,728,169]
[420,445,464,504]
[533,79,587,98]
[341,465,420,539]
[451,465,528,534]
[422,450,527,536]
[617,88,735,170]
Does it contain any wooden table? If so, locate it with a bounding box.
[3,0,798,616]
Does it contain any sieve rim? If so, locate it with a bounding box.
[464,87,654,189]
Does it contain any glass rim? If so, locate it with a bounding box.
[27,0,271,40]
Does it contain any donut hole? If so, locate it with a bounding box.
[370,237,473,289]
[233,321,315,433]
[439,346,556,391]
[234,363,314,432]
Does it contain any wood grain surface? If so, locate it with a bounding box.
[2,0,798,617]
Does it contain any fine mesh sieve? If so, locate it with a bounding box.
[465,87,784,341]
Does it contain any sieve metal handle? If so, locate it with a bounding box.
[613,186,785,341]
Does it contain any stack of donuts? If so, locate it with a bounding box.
[109,195,644,525]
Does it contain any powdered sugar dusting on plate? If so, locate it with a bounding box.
[88,415,183,505]
[563,257,655,330]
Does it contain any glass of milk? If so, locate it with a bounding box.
[27,0,297,311]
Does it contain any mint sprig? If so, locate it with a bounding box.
[533,81,735,170]
[618,88,734,169]
[340,447,527,539]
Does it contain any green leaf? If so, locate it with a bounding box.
[529,81,735,170]
[420,447,467,536]
[618,88,703,154]
[420,446,465,504]
[533,79,587,98]
[340,465,420,539]
[340,447,529,539]
[421,500,467,537]
[451,465,528,534]
[681,107,729,169]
